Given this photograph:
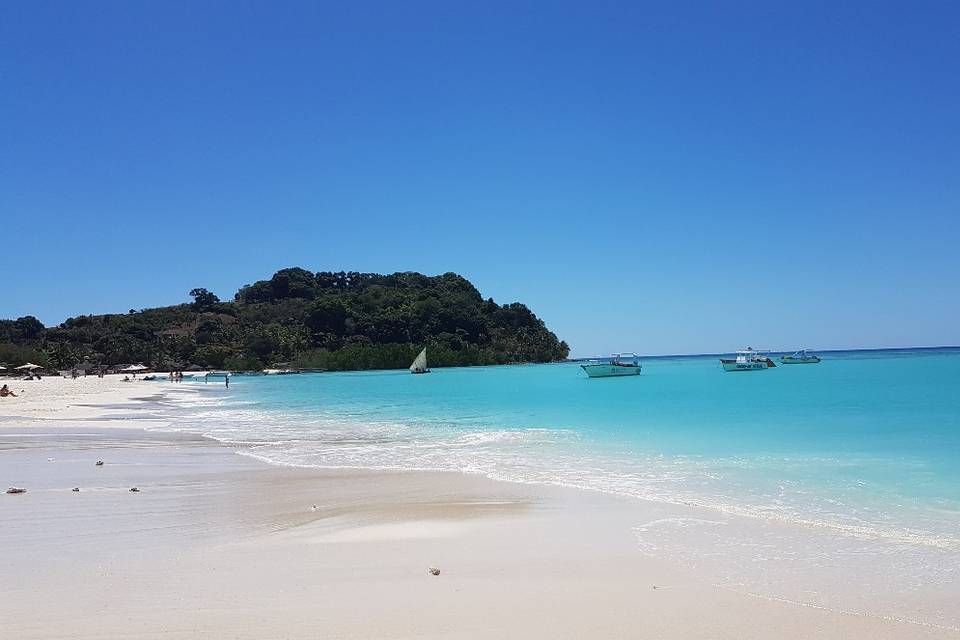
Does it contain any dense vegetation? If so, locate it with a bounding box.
[0,269,568,371]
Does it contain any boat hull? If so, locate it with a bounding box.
[720,360,768,372]
[780,357,820,364]
[581,364,641,378]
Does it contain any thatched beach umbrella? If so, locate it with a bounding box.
[122,364,148,372]
[15,363,42,370]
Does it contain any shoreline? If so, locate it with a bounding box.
[2,376,958,638]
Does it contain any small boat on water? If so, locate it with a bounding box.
[581,353,642,378]
[181,371,213,379]
[780,349,821,364]
[720,348,776,372]
[410,348,430,374]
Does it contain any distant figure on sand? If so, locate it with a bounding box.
[0,384,17,397]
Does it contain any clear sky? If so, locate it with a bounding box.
[2,1,958,357]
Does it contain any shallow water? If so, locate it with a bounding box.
[154,348,960,628]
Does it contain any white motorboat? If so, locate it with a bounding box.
[720,348,775,372]
[581,353,642,378]
[780,349,821,364]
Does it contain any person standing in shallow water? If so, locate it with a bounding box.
[225,375,229,388]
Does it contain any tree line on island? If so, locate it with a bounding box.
[0,268,569,372]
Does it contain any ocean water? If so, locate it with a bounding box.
[156,348,960,625]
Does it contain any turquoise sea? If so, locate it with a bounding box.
[153,347,960,626]
[167,348,960,553]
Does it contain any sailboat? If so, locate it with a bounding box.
[409,348,430,374]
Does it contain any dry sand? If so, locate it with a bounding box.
[1,375,956,639]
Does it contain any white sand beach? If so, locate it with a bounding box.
[1,375,957,639]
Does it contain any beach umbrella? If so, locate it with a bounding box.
[0,365,6,371]
[122,364,148,372]
[15,363,42,370]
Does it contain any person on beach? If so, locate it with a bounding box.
[0,384,17,397]
[225,375,229,388]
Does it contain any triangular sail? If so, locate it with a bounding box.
[409,348,428,373]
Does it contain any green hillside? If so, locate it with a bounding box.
[0,269,569,372]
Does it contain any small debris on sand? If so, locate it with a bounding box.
[72,487,81,492]
[311,504,318,511]
[6,487,27,494]
[428,567,441,576]
[95,460,104,466]
[129,487,140,493]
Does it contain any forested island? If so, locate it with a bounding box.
[0,269,569,372]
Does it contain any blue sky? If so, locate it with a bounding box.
[2,1,958,356]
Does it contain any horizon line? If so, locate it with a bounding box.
[568,345,960,361]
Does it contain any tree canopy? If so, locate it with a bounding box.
[189,288,220,310]
[0,269,569,371]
